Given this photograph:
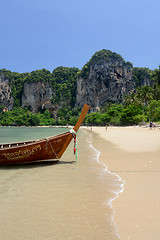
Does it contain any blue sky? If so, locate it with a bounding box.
[0,0,160,73]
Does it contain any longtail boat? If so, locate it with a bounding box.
[0,104,89,165]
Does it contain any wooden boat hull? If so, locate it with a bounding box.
[0,132,70,165]
[0,104,89,165]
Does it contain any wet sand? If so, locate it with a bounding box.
[0,128,122,240]
[90,126,160,240]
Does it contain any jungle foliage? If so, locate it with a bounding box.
[0,105,82,126]
[0,50,160,126]
[132,67,152,87]
[0,67,79,108]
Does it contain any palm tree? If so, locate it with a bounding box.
[152,65,160,87]
[136,86,153,117]
[123,92,139,106]
[137,86,153,104]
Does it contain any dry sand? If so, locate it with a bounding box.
[89,126,160,240]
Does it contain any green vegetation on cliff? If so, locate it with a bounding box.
[0,69,27,107]
[52,67,79,107]
[132,67,152,87]
[25,69,53,83]
[0,67,79,108]
[0,50,160,126]
[79,49,132,79]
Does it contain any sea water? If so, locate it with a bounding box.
[0,127,122,240]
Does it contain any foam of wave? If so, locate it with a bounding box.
[86,131,125,240]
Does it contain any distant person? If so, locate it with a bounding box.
[105,124,107,130]
[149,122,152,129]
[153,122,156,130]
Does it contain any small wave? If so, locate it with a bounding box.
[87,131,125,240]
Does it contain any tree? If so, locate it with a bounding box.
[152,66,160,87]
[148,100,160,121]
[136,86,153,118]
[121,104,143,125]
[28,113,40,126]
[123,92,139,106]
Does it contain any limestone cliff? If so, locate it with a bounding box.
[0,73,14,110]
[76,50,135,111]
[0,50,152,114]
[21,82,54,113]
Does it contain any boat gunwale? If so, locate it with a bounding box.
[0,130,71,151]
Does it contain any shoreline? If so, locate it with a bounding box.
[0,125,72,128]
[85,126,160,240]
[1,123,160,129]
[88,129,125,240]
[86,130,124,239]
[0,128,120,240]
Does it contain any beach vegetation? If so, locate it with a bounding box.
[85,104,147,126]
[0,107,56,126]
[84,112,104,125]
[148,100,160,122]
[1,97,160,127]
[56,105,81,125]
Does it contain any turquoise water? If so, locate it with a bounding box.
[0,127,121,240]
[0,126,69,144]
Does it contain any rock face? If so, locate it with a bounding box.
[76,50,135,111]
[0,73,14,110]
[1,50,151,114]
[21,82,54,113]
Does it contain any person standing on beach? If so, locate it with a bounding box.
[149,122,152,129]
[153,122,156,129]
[105,124,107,130]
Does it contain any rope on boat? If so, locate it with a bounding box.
[46,138,67,165]
[46,138,60,161]
[70,129,78,162]
[69,129,77,135]
[45,129,78,164]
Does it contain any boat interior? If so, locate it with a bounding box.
[0,140,36,149]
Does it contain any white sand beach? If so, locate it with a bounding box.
[90,126,160,240]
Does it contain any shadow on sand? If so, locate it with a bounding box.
[0,160,76,170]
